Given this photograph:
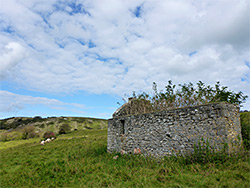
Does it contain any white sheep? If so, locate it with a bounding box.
[45,138,51,143]
[40,137,56,145]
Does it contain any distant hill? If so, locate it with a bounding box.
[0,116,108,142]
[0,116,107,131]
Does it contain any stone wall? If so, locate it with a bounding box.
[107,102,242,157]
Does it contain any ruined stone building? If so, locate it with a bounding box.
[108,99,242,157]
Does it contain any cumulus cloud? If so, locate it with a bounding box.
[0,90,85,114]
[182,0,250,51]
[0,42,26,79]
[0,0,249,109]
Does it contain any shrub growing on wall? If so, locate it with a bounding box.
[124,81,248,113]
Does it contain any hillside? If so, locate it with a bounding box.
[0,116,107,130]
[0,116,107,142]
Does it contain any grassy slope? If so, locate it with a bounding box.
[0,138,41,150]
[0,129,249,187]
[0,117,107,142]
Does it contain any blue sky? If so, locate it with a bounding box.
[0,0,249,119]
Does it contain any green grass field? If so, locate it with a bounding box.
[0,128,249,187]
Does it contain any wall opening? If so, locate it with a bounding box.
[120,120,125,134]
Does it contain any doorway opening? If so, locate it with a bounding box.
[120,120,125,134]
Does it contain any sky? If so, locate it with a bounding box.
[0,0,249,119]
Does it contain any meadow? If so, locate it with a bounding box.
[0,127,249,187]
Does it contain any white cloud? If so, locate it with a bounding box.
[179,0,250,52]
[0,90,85,114]
[0,0,249,109]
[0,42,26,79]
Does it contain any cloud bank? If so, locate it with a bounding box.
[0,0,249,109]
[0,90,85,115]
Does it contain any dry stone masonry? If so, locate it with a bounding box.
[108,101,242,157]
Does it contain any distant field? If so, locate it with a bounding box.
[0,116,108,142]
[0,128,249,187]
